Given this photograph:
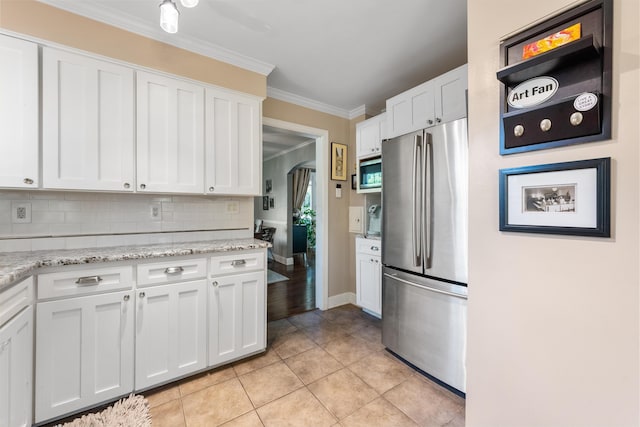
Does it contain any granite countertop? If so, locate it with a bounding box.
[0,238,271,292]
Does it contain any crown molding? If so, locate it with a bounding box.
[263,139,316,162]
[267,87,353,119]
[36,0,275,76]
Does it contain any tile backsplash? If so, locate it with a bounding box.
[0,190,254,251]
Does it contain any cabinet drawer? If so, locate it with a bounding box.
[210,251,264,276]
[137,258,207,287]
[0,276,34,327]
[356,238,382,256]
[38,266,133,300]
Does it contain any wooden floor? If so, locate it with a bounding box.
[267,251,315,321]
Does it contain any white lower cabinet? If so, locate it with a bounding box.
[35,290,134,423]
[356,238,382,318]
[135,279,207,390]
[0,305,33,427]
[209,269,265,366]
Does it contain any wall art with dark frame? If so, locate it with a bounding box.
[499,157,610,237]
[496,0,612,154]
[331,142,348,181]
[262,196,269,211]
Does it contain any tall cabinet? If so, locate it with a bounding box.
[42,48,135,191]
[136,71,205,194]
[0,35,38,189]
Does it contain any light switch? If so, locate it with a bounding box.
[349,206,364,233]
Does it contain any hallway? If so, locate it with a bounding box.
[267,253,315,321]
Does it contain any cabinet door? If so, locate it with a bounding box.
[356,254,382,317]
[35,291,134,423]
[137,71,204,194]
[0,35,38,189]
[0,306,33,427]
[135,280,207,390]
[205,89,261,195]
[42,48,135,191]
[356,117,381,158]
[433,64,468,124]
[386,81,435,139]
[209,271,265,366]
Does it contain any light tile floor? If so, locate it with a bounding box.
[145,305,465,427]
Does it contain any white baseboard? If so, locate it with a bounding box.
[327,292,356,309]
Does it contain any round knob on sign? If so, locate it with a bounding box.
[570,112,584,126]
[140,184,146,190]
[124,295,130,301]
[139,292,146,298]
[513,125,525,137]
[23,178,34,185]
[539,119,552,132]
[123,182,130,189]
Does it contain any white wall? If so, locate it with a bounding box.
[466,0,639,426]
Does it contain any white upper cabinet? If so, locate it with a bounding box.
[356,113,386,158]
[433,64,468,124]
[137,71,204,194]
[205,89,261,195]
[0,35,38,189]
[386,64,467,139]
[42,48,135,191]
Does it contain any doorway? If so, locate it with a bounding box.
[260,117,329,313]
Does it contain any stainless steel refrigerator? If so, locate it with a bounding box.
[381,117,468,393]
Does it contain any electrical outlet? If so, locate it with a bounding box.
[11,202,31,224]
[226,201,239,214]
[150,204,161,221]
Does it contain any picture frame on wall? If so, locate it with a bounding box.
[262,196,269,210]
[499,157,610,237]
[331,142,348,181]
[265,179,272,193]
[269,197,275,208]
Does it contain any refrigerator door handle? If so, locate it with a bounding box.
[412,134,422,267]
[423,130,433,269]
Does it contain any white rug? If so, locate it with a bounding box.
[267,269,289,284]
[56,394,151,427]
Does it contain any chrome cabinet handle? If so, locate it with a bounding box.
[164,266,184,275]
[212,281,218,287]
[370,246,379,251]
[123,295,130,301]
[123,182,130,189]
[427,119,433,125]
[435,117,442,123]
[231,259,246,267]
[23,178,34,185]
[140,183,146,190]
[75,275,103,286]
[139,292,146,298]
[209,186,214,192]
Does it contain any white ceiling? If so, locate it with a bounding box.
[38,0,468,117]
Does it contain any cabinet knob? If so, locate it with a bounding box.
[124,295,130,301]
[23,178,34,185]
[436,118,442,123]
[370,246,379,251]
[123,182,131,189]
[209,187,214,192]
[212,281,218,287]
[427,119,433,125]
[139,292,146,298]
[140,183,146,190]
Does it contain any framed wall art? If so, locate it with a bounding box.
[499,157,610,237]
[262,196,269,211]
[331,142,348,181]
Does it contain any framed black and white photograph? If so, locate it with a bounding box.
[265,179,272,193]
[262,196,269,211]
[269,197,275,208]
[499,157,610,237]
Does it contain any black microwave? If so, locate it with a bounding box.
[358,156,382,192]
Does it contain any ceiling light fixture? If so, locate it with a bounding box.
[159,0,198,34]
[159,0,179,34]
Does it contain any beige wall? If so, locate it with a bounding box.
[466,0,639,425]
[0,0,266,97]
[264,98,355,298]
